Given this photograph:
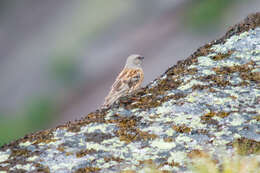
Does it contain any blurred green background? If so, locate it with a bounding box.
[0,0,259,146]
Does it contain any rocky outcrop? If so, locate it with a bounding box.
[0,13,260,173]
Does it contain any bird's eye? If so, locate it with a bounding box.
[138,56,144,60]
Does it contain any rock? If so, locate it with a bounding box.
[1,12,260,173]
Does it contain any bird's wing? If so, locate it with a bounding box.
[103,68,143,107]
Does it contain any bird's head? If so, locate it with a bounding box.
[125,54,144,69]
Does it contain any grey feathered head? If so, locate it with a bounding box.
[125,54,144,69]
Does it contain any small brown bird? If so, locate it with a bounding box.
[102,54,144,108]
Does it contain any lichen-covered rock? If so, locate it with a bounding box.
[1,13,260,173]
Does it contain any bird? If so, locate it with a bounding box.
[102,54,144,108]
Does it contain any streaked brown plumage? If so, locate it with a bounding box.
[102,54,144,108]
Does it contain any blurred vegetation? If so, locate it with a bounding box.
[50,53,82,86]
[122,150,260,173]
[0,97,55,147]
[0,53,81,147]
[0,0,130,147]
[184,0,236,32]
[191,152,259,173]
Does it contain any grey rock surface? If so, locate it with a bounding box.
[0,13,260,173]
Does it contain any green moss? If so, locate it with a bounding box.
[10,149,29,158]
[75,167,101,173]
[57,145,65,152]
[107,116,157,144]
[172,125,191,133]
[200,75,231,87]
[67,126,81,133]
[104,156,123,163]
[33,163,50,173]
[200,111,230,125]
[163,137,174,143]
[122,87,185,110]
[76,149,97,158]
[201,111,214,119]
[240,72,260,82]
[63,110,106,133]
[212,61,254,74]
[193,44,214,57]
[216,112,230,118]
[192,84,209,91]
[29,130,55,145]
[211,50,234,61]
